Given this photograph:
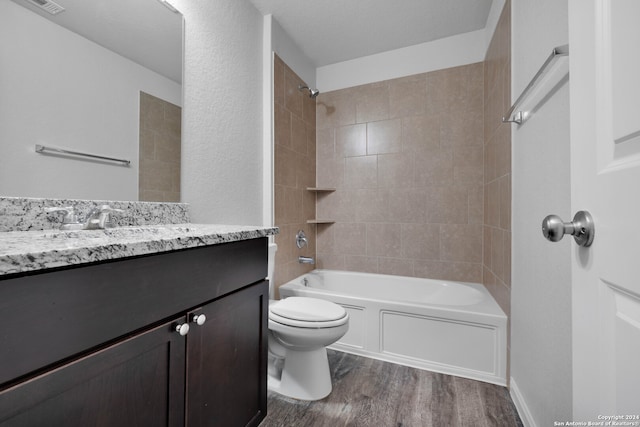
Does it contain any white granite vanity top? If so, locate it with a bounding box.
[0,224,278,276]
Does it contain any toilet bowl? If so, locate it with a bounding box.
[266,243,349,401]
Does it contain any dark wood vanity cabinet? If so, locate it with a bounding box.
[187,282,268,427]
[0,238,269,427]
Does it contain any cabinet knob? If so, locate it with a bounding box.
[174,323,190,336]
[191,314,206,326]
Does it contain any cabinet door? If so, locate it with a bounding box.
[186,281,268,427]
[0,320,186,427]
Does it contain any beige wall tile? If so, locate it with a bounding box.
[352,189,389,223]
[316,157,344,189]
[402,114,440,152]
[401,223,440,260]
[441,108,483,147]
[389,74,427,119]
[367,118,402,155]
[378,152,414,189]
[499,175,511,230]
[274,103,291,149]
[483,225,492,267]
[273,55,317,288]
[316,223,335,254]
[138,92,181,202]
[468,186,484,224]
[274,145,297,187]
[378,257,415,277]
[284,68,303,118]
[316,189,355,222]
[414,147,454,187]
[291,114,308,156]
[440,224,483,263]
[316,252,346,270]
[333,222,367,255]
[490,227,504,280]
[345,255,379,273]
[424,186,469,224]
[414,260,482,283]
[316,90,356,130]
[336,124,366,158]
[274,55,285,106]
[387,188,426,223]
[345,156,378,189]
[356,81,390,123]
[314,62,487,284]
[486,180,500,227]
[316,128,336,160]
[481,2,511,373]
[366,223,402,257]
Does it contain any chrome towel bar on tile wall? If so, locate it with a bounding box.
[35,144,131,166]
[503,44,569,125]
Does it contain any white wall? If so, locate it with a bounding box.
[485,0,506,51]
[172,0,264,224]
[316,29,486,93]
[510,1,572,425]
[0,1,180,201]
[271,19,316,89]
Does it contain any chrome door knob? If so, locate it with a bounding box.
[174,323,190,336]
[542,210,595,247]
[191,313,206,326]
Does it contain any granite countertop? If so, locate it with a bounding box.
[0,224,278,276]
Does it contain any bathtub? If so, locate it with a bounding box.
[278,269,507,386]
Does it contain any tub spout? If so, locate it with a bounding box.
[298,256,315,265]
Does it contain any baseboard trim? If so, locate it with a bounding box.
[510,377,538,427]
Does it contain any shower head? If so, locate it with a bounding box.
[298,85,320,99]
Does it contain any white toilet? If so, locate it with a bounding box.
[266,243,349,401]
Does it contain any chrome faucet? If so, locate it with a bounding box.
[295,230,308,249]
[298,256,315,265]
[46,204,123,230]
[83,205,124,230]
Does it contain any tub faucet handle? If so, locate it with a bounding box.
[295,230,308,249]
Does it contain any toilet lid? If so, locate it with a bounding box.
[270,297,346,323]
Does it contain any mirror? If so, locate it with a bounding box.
[0,0,183,202]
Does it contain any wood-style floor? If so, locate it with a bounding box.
[260,350,523,427]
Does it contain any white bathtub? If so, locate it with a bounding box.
[279,269,507,386]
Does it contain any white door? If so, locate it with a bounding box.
[569,0,640,417]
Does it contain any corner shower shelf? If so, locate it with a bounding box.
[306,188,336,224]
[306,219,335,224]
[306,187,336,192]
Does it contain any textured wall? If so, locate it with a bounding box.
[315,63,484,282]
[272,55,317,291]
[176,0,264,224]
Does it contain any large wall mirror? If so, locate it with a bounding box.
[0,0,183,202]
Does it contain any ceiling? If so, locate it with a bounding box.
[249,0,494,67]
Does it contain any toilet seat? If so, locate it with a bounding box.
[269,297,347,328]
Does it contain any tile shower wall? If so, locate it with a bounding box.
[273,55,317,290]
[483,0,511,338]
[315,63,484,282]
[139,92,182,202]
